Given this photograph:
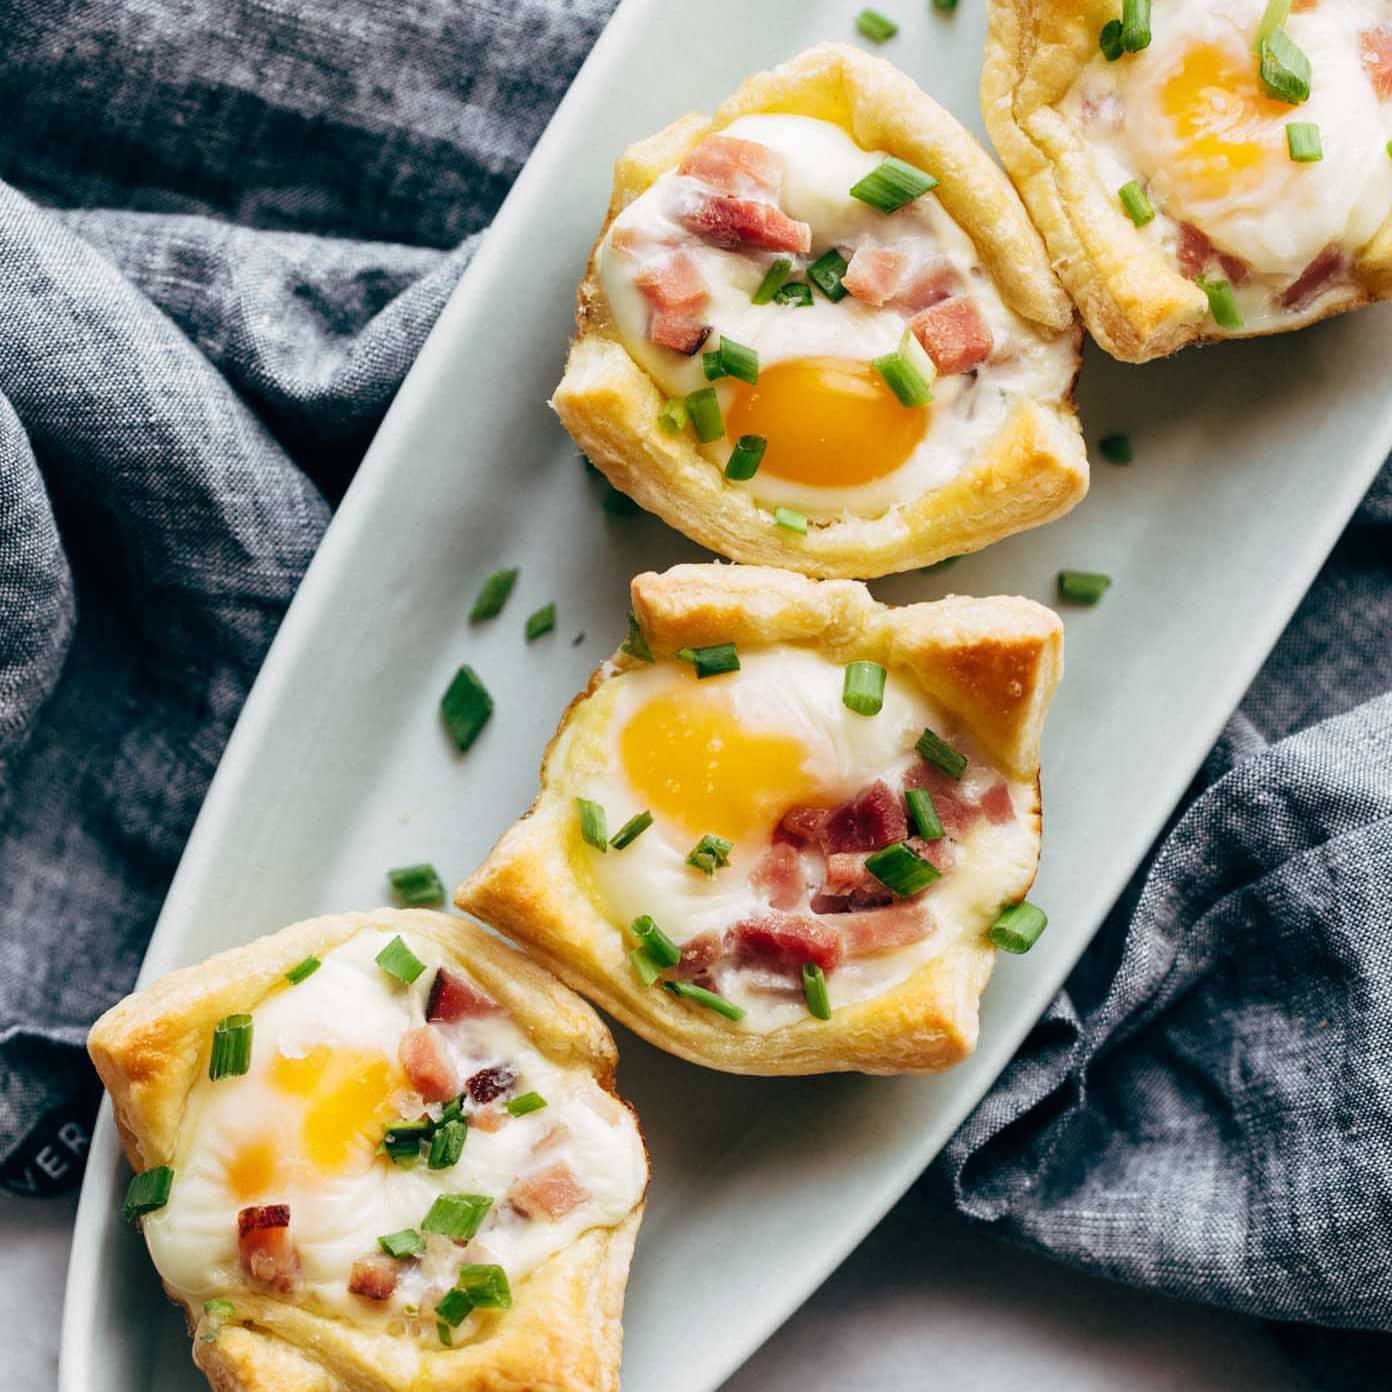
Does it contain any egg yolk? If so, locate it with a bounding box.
[618,687,818,841]
[1157,40,1289,200]
[270,1046,400,1173]
[225,1137,277,1200]
[723,357,928,488]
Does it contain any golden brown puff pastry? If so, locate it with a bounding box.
[87,909,647,1392]
[456,564,1062,1076]
[553,42,1087,579]
[983,0,1392,362]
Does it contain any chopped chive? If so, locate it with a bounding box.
[752,258,793,304]
[285,955,320,985]
[428,1118,468,1171]
[725,434,767,480]
[916,728,968,779]
[440,1094,464,1126]
[525,603,557,641]
[873,348,933,407]
[381,1117,433,1164]
[122,1165,173,1222]
[630,945,665,987]
[906,787,945,841]
[774,505,808,534]
[1099,18,1124,60]
[436,1319,454,1346]
[1259,29,1311,104]
[1387,139,1392,159]
[865,841,941,897]
[715,336,759,385]
[602,485,639,517]
[842,660,887,716]
[469,568,518,623]
[685,386,724,442]
[850,157,939,214]
[622,610,654,663]
[989,901,1049,954]
[1058,570,1112,605]
[629,914,682,967]
[203,1297,235,1319]
[856,8,898,42]
[435,1287,473,1328]
[421,1193,493,1241]
[1120,0,1151,52]
[1197,276,1243,329]
[802,962,832,1020]
[773,280,814,307]
[576,798,609,852]
[376,935,427,985]
[933,0,958,10]
[506,1091,547,1117]
[1286,121,1322,162]
[808,248,849,302]
[686,834,734,876]
[676,642,740,678]
[1254,0,1291,50]
[379,1228,426,1259]
[209,1014,253,1081]
[387,863,446,908]
[1099,433,1134,464]
[456,1264,512,1310]
[1118,180,1155,227]
[440,665,493,753]
[610,810,654,850]
[663,979,745,1020]
[658,396,689,433]
[702,349,725,382]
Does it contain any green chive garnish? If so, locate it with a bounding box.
[685,834,734,876]
[773,281,814,307]
[469,568,518,623]
[802,962,831,1020]
[906,787,945,841]
[630,946,665,987]
[1120,0,1151,52]
[204,1298,236,1318]
[285,955,320,985]
[525,603,557,641]
[440,666,493,753]
[1099,433,1134,464]
[122,1165,173,1222]
[658,396,689,434]
[715,336,758,385]
[376,935,427,985]
[1099,18,1124,60]
[387,863,446,908]
[577,798,609,852]
[1259,29,1311,104]
[435,1287,473,1329]
[379,1228,426,1259]
[421,1193,493,1241]
[455,1263,513,1310]
[702,349,725,382]
[1197,276,1243,329]
[622,610,654,663]
[685,386,724,442]
[676,642,740,678]
[842,660,887,716]
[808,248,849,301]
[629,914,682,967]
[381,1118,433,1165]
[663,979,745,1020]
[988,901,1049,954]
[850,157,939,214]
[865,841,941,897]
[610,810,654,850]
[916,728,967,779]
[209,1014,252,1081]
[774,505,808,534]
[427,1119,467,1171]
[856,8,898,42]
[725,434,767,481]
[873,348,933,407]
[1118,180,1155,227]
[1286,121,1322,162]
[1057,570,1112,605]
[506,1092,547,1117]
[1254,0,1290,50]
[933,0,958,11]
[752,258,793,304]
[437,1320,454,1346]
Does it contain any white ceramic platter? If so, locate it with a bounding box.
[60,1,1392,1388]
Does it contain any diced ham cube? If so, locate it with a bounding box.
[894,259,959,313]
[821,780,909,855]
[840,905,933,956]
[732,913,845,975]
[675,930,724,978]
[908,298,994,375]
[635,252,709,314]
[1281,246,1344,310]
[647,311,711,355]
[749,842,805,910]
[426,967,501,1023]
[843,247,956,312]
[776,805,830,848]
[470,1104,508,1133]
[979,780,1015,824]
[465,1063,518,1106]
[678,135,783,197]
[348,1253,400,1301]
[823,851,868,894]
[809,885,895,915]
[509,1162,590,1221]
[237,1205,299,1293]
[677,194,812,255]
[1176,222,1212,279]
[908,836,957,874]
[1362,26,1392,98]
[399,1026,460,1104]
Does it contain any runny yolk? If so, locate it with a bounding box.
[723,357,928,488]
[225,1137,277,1200]
[269,1046,400,1173]
[1158,41,1288,199]
[618,687,818,842]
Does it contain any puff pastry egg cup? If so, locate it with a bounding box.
[88,909,647,1392]
[554,43,1088,578]
[457,565,1062,1077]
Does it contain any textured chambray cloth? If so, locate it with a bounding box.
[1,0,1390,1375]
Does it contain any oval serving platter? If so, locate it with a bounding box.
[61,1,1392,1389]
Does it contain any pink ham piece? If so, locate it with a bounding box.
[809,884,894,915]
[348,1254,400,1301]
[635,251,711,355]
[776,805,830,847]
[675,930,723,978]
[732,912,845,975]
[821,780,908,855]
[840,904,933,956]
[399,1026,460,1104]
[842,248,956,312]
[823,851,869,894]
[749,842,805,910]
[677,195,812,255]
[1176,223,1249,286]
[908,298,994,375]
[1361,26,1392,98]
[238,1205,299,1293]
[465,1063,518,1106]
[509,1162,590,1221]
[426,967,500,1023]
[979,779,1014,824]
[678,135,782,197]
[470,1105,508,1133]
[1281,246,1344,310]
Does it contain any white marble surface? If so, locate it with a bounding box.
[7,1187,1312,1392]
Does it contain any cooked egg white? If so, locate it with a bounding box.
[598,114,1076,521]
[142,930,646,1333]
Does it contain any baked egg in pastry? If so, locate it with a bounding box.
[554,43,1087,579]
[87,909,647,1392]
[455,564,1062,1076]
[984,0,1392,360]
